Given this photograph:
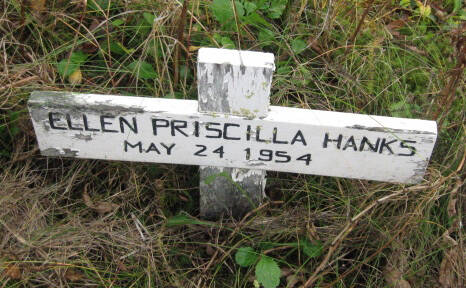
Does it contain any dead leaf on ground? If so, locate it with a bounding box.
[188,46,201,52]
[83,189,118,214]
[64,268,85,282]
[384,265,411,288]
[93,201,119,214]
[30,0,46,11]
[82,188,94,208]
[68,69,83,85]
[4,264,21,279]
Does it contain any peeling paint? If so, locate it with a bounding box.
[347,124,436,135]
[42,147,79,157]
[73,133,93,141]
[246,161,266,167]
[29,91,145,118]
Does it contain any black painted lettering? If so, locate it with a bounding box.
[146,143,160,154]
[223,123,240,140]
[49,112,66,130]
[171,120,188,137]
[343,136,357,151]
[398,140,416,156]
[246,125,252,141]
[194,144,207,156]
[272,127,288,144]
[323,133,342,149]
[258,149,273,161]
[193,121,200,137]
[297,154,312,165]
[152,119,169,135]
[256,127,266,142]
[359,137,380,152]
[161,143,176,155]
[83,114,99,131]
[119,117,137,134]
[100,115,118,133]
[244,148,251,160]
[275,151,291,163]
[213,146,225,158]
[205,122,222,138]
[124,140,142,153]
[379,138,397,154]
[291,130,307,146]
[65,114,83,131]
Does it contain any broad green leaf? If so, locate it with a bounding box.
[244,12,271,28]
[243,1,257,14]
[255,0,269,10]
[389,100,412,118]
[399,0,411,8]
[301,239,323,258]
[112,19,124,27]
[267,0,287,19]
[276,61,293,75]
[143,12,155,25]
[255,256,280,288]
[291,38,307,54]
[235,247,258,267]
[57,51,88,78]
[210,0,244,25]
[453,0,461,13]
[57,60,79,78]
[109,42,128,55]
[69,51,88,64]
[220,36,236,49]
[232,0,245,18]
[459,9,466,21]
[258,29,275,44]
[127,60,157,80]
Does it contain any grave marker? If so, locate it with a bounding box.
[28,48,437,220]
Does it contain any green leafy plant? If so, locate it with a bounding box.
[235,247,280,288]
[291,38,307,54]
[300,239,323,258]
[235,246,258,267]
[57,51,88,78]
[234,240,323,288]
[87,0,111,11]
[127,60,157,80]
[255,256,281,288]
[211,0,244,28]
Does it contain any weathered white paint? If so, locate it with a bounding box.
[197,48,274,118]
[197,48,274,219]
[28,91,437,184]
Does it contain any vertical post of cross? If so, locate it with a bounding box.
[197,48,275,220]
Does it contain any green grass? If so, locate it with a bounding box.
[0,0,464,287]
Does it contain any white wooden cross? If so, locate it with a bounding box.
[28,48,437,219]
